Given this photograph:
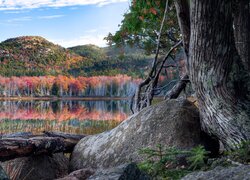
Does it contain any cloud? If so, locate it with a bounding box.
[38,15,65,19]
[0,22,22,26]
[0,0,129,10]
[84,29,98,33]
[6,16,32,23]
[51,34,108,48]
[3,10,29,13]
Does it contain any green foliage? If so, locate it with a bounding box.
[68,44,105,61]
[226,141,250,164]
[69,44,153,78]
[105,0,180,53]
[0,36,151,78]
[187,145,209,170]
[138,144,209,179]
[138,142,250,179]
[0,36,82,77]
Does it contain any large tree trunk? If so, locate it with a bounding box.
[233,0,250,70]
[189,0,250,149]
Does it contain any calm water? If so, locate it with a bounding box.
[0,99,131,135]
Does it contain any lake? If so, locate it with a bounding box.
[0,99,131,135]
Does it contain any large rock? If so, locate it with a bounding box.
[1,153,68,180]
[181,165,250,180]
[70,99,204,171]
[0,165,9,180]
[88,163,151,180]
[56,168,95,180]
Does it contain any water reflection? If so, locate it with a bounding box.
[0,100,130,135]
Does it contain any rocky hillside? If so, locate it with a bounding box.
[0,36,83,76]
[0,36,151,77]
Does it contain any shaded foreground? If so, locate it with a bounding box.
[0,131,86,162]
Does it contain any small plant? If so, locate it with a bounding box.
[138,141,250,179]
[187,145,209,170]
[138,144,209,179]
[227,141,250,164]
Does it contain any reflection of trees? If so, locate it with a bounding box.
[0,100,130,135]
[0,119,120,135]
[0,101,129,122]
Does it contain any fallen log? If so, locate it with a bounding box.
[43,131,86,140]
[0,131,87,140]
[0,132,34,139]
[0,132,87,162]
[43,131,87,153]
[0,137,65,162]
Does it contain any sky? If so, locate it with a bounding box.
[0,0,130,47]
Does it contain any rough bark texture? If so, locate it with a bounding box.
[189,0,250,149]
[165,74,189,99]
[233,0,250,70]
[0,132,86,161]
[0,137,65,162]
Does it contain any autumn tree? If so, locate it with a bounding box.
[108,0,250,149]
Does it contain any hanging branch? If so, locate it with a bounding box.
[132,0,191,114]
[133,0,170,113]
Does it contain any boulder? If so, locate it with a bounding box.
[181,165,250,180]
[1,153,68,180]
[70,99,204,171]
[88,163,151,180]
[56,168,95,180]
[0,165,9,180]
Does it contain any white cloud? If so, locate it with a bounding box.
[3,10,29,13]
[6,16,32,23]
[84,29,98,33]
[51,34,108,48]
[38,14,64,19]
[0,0,129,10]
[0,22,22,26]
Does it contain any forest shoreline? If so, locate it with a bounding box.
[0,96,133,101]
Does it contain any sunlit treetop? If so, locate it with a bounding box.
[105,0,180,54]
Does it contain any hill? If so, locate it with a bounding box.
[0,36,151,77]
[69,44,152,77]
[0,36,83,76]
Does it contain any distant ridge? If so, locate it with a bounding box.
[0,36,83,76]
[0,36,151,77]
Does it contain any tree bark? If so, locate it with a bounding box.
[165,74,189,99]
[189,0,250,149]
[233,0,250,70]
[0,137,65,162]
[0,132,87,161]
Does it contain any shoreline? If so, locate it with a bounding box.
[0,96,133,101]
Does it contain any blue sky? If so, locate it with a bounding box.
[0,0,130,47]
